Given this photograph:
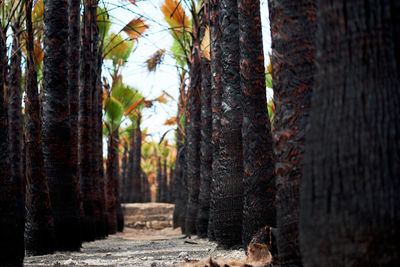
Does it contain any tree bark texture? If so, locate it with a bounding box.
[173,71,186,228]
[113,132,124,232]
[185,15,202,236]
[197,57,212,238]
[68,0,85,241]
[0,28,24,266]
[239,0,276,249]
[300,1,400,266]
[214,0,243,247]
[162,158,168,202]
[121,142,128,202]
[268,0,316,264]
[126,126,135,202]
[24,1,55,255]
[208,0,222,241]
[132,115,142,202]
[79,0,96,242]
[156,157,162,202]
[43,0,82,251]
[8,25,25,259]
[106,131,118,235]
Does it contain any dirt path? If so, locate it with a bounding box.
[24,204,246,266]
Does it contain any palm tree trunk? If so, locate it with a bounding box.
[268,0,316,264]
[214,0,243,247]
[208,0,222,241]
[79,0,96,242]
[156,157,162,202]
[0,27,25,266]
[106,130,118,234]
[113,132,124,232]
[132,114,143,202]
[185,10,202,236]
[300,1,400,266]
[68,0,85,242]
[197,56,212,238]
[162,158,168,202]
[42,0,82,251]
[121,142,128,202]
[239,0,276,249]
[8,25,25,259]
[126,125,135,202]
[24,0,55,255]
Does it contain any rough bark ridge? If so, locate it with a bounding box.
[239,0,276,249]
[79,0,96,242]
[8,25,25,259]
[68,0,85,240]
[42,0,82,251]
[106,131,118,234]
[300,1,400,266]
[0,28,24,266]
[208,0,222,241]
[197,57,212,238]
[126,125,135,202]
[24,1,55,256]
[268,0,316,264]
[214,0,243,247]
[185,12,202,236]
[132,115,142,202]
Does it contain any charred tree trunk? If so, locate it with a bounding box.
[156,157,162,202]
[208,0,222,241]
[68,0,85,240]
[132,114,142,202]
[8,25,25,260]
[0,28,24,266]
[239,0,276,249]
[121,142,128,202]
[106,131,118,235]
[79,0,96,242]
[173,71,186,228]
[42,0,82,251]
[214,0,243,247]
[185,11,202,236]
[300,1,400,266]
[126,125,135,202]
[197,56,212,238]
[268,0,316,264]
[162,158,168,202]
[24,1,55,255]
[113,132,124,232]
[168,164,174,203]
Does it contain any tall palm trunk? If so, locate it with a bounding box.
[131,114,142,202]
[268,0,316,264]
[105,130,118,234]
[8,25,25,259]
[197,55,212,237]
[208,0,222,241]
[300,1,400,266]
[121,142,128,202]
[173,70,186,228]
[79,0,96,241]
[113,132,124,232]
[42,0,82,251]
[0,27,24,266]
[24,0,55,256]
[126,125,135,202]
[214,0,243,247]
[185,10,202,236]
[162,158,168,202]
[156,157,162,202]
[239,0,276,249]
[68,0,85,240]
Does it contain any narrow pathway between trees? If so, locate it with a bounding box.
[24,204,246,267]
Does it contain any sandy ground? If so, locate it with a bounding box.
[24,225,246,267]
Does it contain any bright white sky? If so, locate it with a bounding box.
[102,0,271,142]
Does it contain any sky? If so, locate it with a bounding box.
[102,0,272,142]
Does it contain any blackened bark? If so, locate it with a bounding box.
[156,157,162,202]
[8,25,25,259]
[132,114,142,202]
[208,0,222,241]
[173,71,186,228]
[79,0,96,242]
[24,1,55,255]
[168,164,174,203]
[268,0,316,264]
[106,131,118,234]
[0,28,24,266]
[197,57,212,238]
[185,13,202,235]
[68,0,85,241]
[214,0,243,247]
[121,142,128,202]
[161,158,168,202]
[113,132,124,232]
[43,0,82,251]
[239,0,276,249]
[126,126,135,202]
[300,1,400,266]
